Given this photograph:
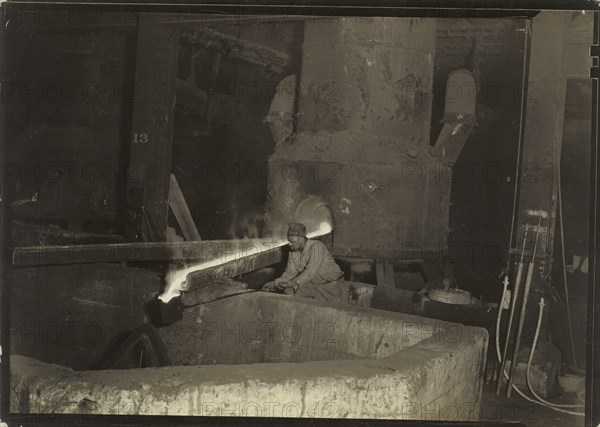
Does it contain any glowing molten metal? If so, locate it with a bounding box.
[158,221,333,303]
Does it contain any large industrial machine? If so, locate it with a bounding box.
[265,18,475,262]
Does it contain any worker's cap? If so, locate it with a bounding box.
[287,222,307,238]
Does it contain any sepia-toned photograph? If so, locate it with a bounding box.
[0,2,597,426]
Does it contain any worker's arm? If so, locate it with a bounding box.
[275,254,300,284]
[291,243,325,286]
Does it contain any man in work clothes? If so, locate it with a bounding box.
[262,223,347,303]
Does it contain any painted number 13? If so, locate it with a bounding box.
[132,133,149,144]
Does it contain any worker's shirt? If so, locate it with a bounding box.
[277,240,343,286]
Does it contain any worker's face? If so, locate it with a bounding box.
[288,236,306,252]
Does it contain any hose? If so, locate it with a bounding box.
[507,218,541,398]
[526,297,585,411]
[495,286,585,416]
[496,232,528,395]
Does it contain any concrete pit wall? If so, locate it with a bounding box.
[159,292,454,365]
[11,293,488,420]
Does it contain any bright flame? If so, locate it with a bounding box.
[158,221,333,303]
[158,239,286,303]
[306,221,332,239]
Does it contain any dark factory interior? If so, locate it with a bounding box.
[0,6,595,425]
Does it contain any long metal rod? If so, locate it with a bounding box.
[183,289,260,308]
[558,154,579,369]
[496,228,528,395]
[506,20,532,274]
[507,217,542,398]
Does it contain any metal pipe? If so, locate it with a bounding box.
[496,228,528,395]
[507,217,542,398]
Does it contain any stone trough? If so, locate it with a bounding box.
[11,292,488,420]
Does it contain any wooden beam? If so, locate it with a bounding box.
[158,13,315,27]
[12,239,285,266]
[126,13,179,242]
[168,174,201,241]
[10,8,138,33]
[180,26,290,70]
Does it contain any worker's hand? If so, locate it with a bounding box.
[275,281,296,290]
[274,282,287,291]
[261,281,277,292]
